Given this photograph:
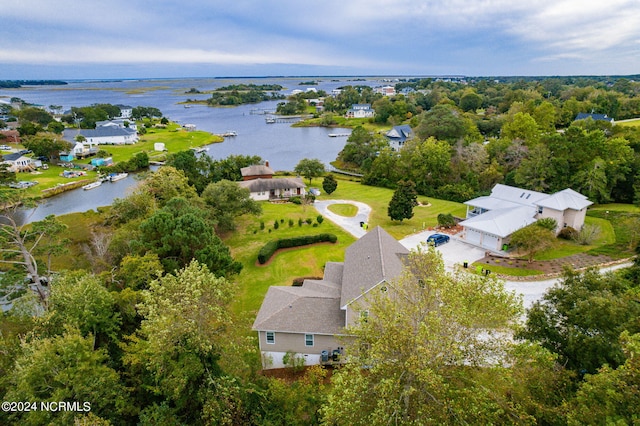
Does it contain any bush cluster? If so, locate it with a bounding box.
[257,233,338,264]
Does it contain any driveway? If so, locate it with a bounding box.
[314,200,633,311]
[400,231,486,271]
[314,200,372,238]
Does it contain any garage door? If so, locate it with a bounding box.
[466,228,482,245]
[482,233,499,250]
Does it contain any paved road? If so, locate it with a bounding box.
[314,199,634,310]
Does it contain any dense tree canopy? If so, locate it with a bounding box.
[322,248,523,424]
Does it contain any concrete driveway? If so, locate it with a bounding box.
[314,200,371,238]
[400,231,486,271]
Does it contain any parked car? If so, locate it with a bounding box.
[426,233,450,247]
[0,145,11,150]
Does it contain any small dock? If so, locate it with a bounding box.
[265,114,312,124]
[250,108,276,115]
[216,131,237,137]
[328,133,350,137]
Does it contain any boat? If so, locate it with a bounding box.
[191,147,208,153]
[265,117,276,124]
[82,181,102,190]
[107,172,128,182]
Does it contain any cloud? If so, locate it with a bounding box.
[2,0,640,77]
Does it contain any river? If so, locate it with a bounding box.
[0,76,389,222]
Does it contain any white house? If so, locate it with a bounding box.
[62,127,138,145]
[2,152,34,172]
[96,119,137,131]
[345,104,375,119]
[459,184,593,251]
[386,125,413,151]
[116,105,133,119]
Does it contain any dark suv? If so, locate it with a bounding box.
[426,233,450,247]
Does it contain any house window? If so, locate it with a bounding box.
[538,206,543,214]
[266,331,275,344]
[305,334,314,347]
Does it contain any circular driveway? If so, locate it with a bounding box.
[314,200,371,238]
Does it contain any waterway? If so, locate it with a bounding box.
[1,76,389,221]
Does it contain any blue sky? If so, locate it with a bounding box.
[2,0,640,79]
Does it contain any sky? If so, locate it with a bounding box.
[1,0,640,80]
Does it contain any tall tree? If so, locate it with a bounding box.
[321,248,523,424]
[4,328,128,425]
[135,197,242,277]
[122,261,234,422]
[322,174,338,195]
[294,158,325,184]
[387,180,418,222]
[201,179,262,232]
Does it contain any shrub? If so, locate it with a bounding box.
[257,233,338,264]
[306,218,313,225]
[536,217,558,232]
[558,226,578,240]
[274,220,279,230]
[290,196,302,205]
[260,221,265,230]
[288,219,294,227]
[313,223,318,227]
[282,350,305,372]
[573,224,601,245]
[317,215,324,224]
[298,218,303,227]
[437,213,456,229]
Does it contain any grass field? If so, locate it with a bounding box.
[316,176,467,240]
[223,177,467,319]
[223,202,356,319]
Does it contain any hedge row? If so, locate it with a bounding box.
[258,233,338,264]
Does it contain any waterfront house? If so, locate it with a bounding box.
[241,161,274,181]
[345,104,375,119]
[116,105,133,119]
[62,127,138,145]
[386,124,413,151]
[459,184,593,251]
[238,177,306,201]
[2,152,34,172]
[253,226,409,369]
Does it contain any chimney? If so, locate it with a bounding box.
[265,160,269,168]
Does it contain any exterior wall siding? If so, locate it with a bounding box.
[257,331,345,369]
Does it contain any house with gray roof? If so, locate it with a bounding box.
[62,126,138,146]
[238,177,306,201]
[574,113,615,124]
[386,124,413,151]
[345,103,374,119]
[460,184,592,251]
[253,226,409,369]
[241,161,274,181]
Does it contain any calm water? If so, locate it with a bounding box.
[0,76,390,222]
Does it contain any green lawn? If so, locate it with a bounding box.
[327,203,358,217]
[315,176,467,240]
[9,122,222,199]
[223,202,356,319]
[103,124,222,163]
[533,216,616,261]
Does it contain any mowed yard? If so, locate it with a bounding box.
[224,177,467,320]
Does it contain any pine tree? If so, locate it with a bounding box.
[387,180,418,222]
